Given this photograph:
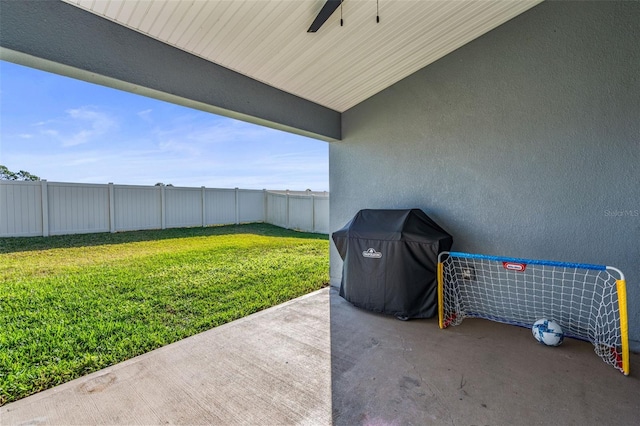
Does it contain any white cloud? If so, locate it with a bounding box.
[158,139,201,156]
[187,119,271,144]
[31,107,118,148]
[33,120,56,127]
[137,109,153,122]
[61,107,117,147]
[151,115,276,149]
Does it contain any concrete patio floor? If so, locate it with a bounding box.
[2,286,639,425]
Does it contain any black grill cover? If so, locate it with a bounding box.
[332,209,453,319]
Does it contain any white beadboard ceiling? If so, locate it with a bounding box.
[62,0,542,112]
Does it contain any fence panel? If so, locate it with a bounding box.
[114,185,162,232]
[313,196,329,234]
[0,181,43,237]
[205,188,237,225]
[47,182,110,235]
[238,190,265,223]
[288,195,314,232]
[266,192,287,228]
[165,186,203,229]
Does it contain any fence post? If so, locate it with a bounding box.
[235,188,240,224]
[286,190,290,229]
[160,184,166,229]
[40,180,49,237]
[108,183,116,233]
[263,189,267,224]
[311,194,316,233]
[201,186,206,227]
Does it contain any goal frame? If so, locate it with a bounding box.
[437,251,629,375]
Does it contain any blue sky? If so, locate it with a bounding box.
[0,61,329,191]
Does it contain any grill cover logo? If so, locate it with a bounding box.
[362,248,382,259]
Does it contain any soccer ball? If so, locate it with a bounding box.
[532,319,564,346]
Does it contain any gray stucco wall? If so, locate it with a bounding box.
[330,1,640,350]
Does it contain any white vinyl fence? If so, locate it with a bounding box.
[0,181,329,237]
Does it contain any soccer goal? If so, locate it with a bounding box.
[437,251,629,375]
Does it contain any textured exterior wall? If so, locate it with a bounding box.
[331,1,640,350]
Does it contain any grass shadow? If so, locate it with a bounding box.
[0,223,328,254]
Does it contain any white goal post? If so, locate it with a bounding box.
[437,251,629,375]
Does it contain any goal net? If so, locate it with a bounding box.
[438,251,629,375]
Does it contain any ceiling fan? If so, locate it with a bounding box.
[307,0,342,33]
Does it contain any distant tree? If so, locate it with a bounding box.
[154,182,173,187]
[0,165,16,180]
[0,165,41,181]
[16,170,41,181]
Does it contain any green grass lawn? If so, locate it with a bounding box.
[0,224,329,405]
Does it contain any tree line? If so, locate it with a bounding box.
[0,165,41,181]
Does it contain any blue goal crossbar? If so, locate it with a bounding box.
[440,251,607,271]
[439,251,625,280]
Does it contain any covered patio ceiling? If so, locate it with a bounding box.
[62,0,542,113]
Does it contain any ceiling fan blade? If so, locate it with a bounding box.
[307,0,341,33]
